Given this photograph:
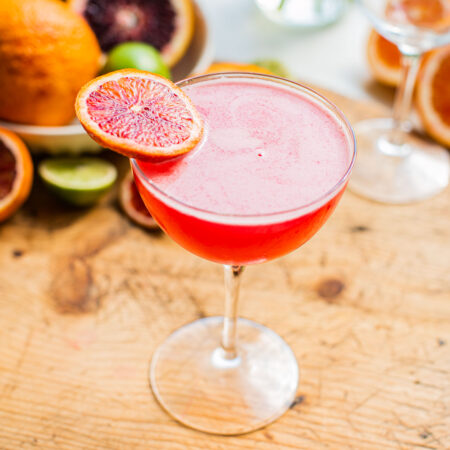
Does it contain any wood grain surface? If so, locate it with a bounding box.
[0,88,449,449]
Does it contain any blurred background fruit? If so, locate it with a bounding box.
[366,28,450,148]
[202,62,274,75]
[367,30,402,87]
[38,157,117,206]
[416,45,450,147]
[103,42,171,78]
[252,59,291,78]
[0,0,101,126]
[120,171,159,229]
[0,128,33,222]
[70,0,194,68]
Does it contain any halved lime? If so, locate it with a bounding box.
[39,157,117,206]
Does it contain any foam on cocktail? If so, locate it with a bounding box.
[138,79,352,216]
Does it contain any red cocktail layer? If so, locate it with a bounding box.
[133,78,353,265]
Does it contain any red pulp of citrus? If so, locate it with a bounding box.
[85,76,195,147]
[0,140,16,199]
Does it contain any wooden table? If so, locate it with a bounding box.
[0,89,449,449]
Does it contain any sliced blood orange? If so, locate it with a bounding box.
[367,30,402,87]
[416,45,450,148]
[69,0,194,67]
[0,128,33,222]
[75,69,203,161]
[120,171,159,229]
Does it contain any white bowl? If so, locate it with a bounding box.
[0,1,213,155]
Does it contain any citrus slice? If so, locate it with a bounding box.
[367,30,402,86]
[416,45,450,148]
[0,128,33,222]
[38,157,117,206]
[120,171,159,229]
[201,62,274,75]
[69,0,194,67]
[75,69,203,161]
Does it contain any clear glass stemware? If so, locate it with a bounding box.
[255,0,347,28]
[350,0,450,203]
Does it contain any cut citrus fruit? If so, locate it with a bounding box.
[120,171,159,229]
[201,62,274,76]
[0,128,33,222]
[76,69,203,161]
[386,0,450,30]
[38,157,117,206]
[367,30,402,86]
[416,45,450,148]
[70,0,194,67]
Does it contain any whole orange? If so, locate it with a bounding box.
[0,0,101,126]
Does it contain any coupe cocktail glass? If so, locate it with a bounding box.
[131,73,356,435]
[350,0,450,203]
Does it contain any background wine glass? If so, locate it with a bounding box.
[255,0,347,28]
[349,0,450,204]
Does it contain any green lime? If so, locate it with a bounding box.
[102,42,171,79]
[253,59,290,79]
[39,157,117,206]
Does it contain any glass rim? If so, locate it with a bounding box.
[131,72,357,225]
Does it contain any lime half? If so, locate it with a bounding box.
[39,157,117,206]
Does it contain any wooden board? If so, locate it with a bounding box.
[0,88,449,449]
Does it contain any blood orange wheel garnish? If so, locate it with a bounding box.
[75,69,203,161]
[0,128,33,222]
[120,171,159,229]
[416,45,450,148]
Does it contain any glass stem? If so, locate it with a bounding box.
[390,53,422,145]
[221,265,244,359]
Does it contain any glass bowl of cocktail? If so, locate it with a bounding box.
[350,0,450,203]
[76,70,356,435]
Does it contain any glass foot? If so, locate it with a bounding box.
[150,317,299,435]
[349,118,449,204]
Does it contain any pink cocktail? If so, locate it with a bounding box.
[132,73,356,435]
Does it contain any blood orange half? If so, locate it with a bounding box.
[75,69,203,161]
[0,128,33,222]
[69,0,194,67]
[416,45,450,148]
